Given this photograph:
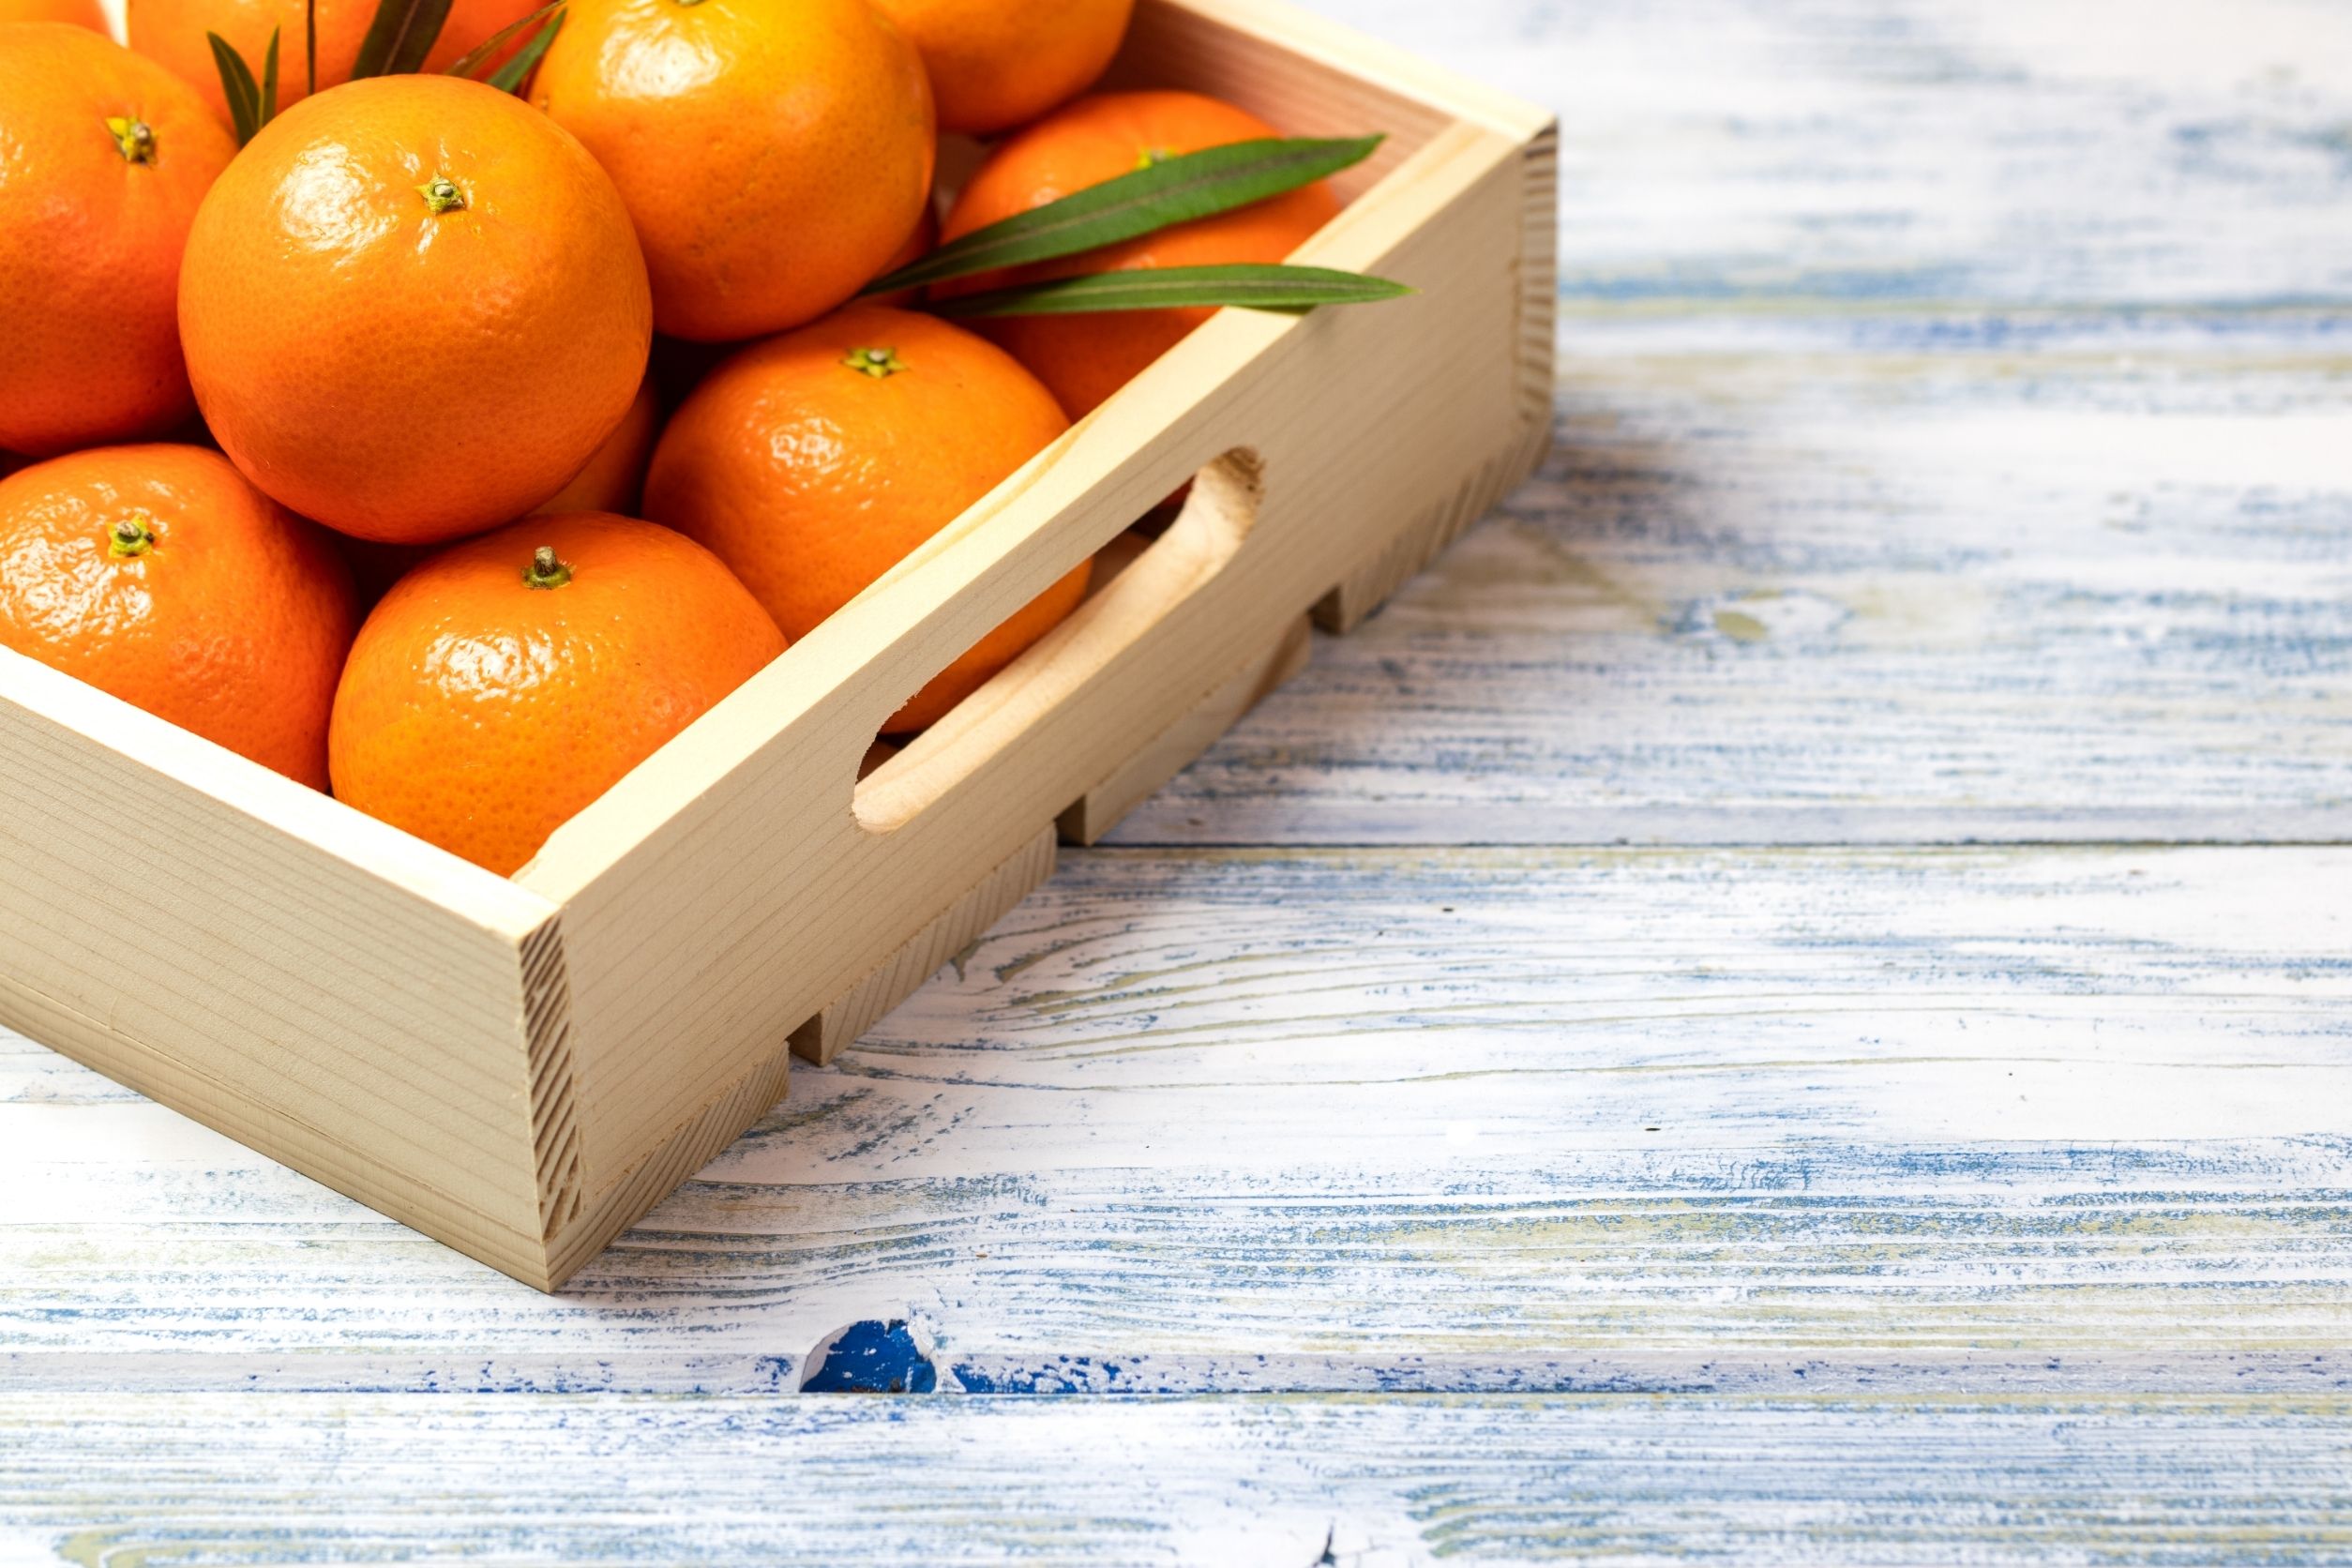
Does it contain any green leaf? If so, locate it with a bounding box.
[205,30,263,145]
[445,0,561,82]
[352,0,458,79]
[484,8,563,93]
[259,25,280,129]
[862,135,1382,296]
[929,264,1413,317]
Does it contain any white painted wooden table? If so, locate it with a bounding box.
[8,1,2350,1561]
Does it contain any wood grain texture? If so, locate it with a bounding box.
[4,848,2343,1397]
[9,0,2352,1559]
[8,1394,2350,1565]
[1115,314,2352,845]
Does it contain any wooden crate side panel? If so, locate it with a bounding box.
[1058,613,1314,847]
[790,826,1058,1067]
[1320,123,1558,631]
[1120,0,1555,145]
[532,123,1536,1207]
[0,655,553,1259]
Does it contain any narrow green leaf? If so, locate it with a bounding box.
[445,0,560,81]
[305,0,317,97]
[352,0,458,79]
[929,264,1414,318]
[204,31,263,145]
[258,25,280,130]
[485,8,563,93]
[862,135,1382,296]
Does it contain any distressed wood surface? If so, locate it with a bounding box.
[9,1395,2352,1565]
[9,0,2352,1561]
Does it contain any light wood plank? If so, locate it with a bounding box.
[6,1393,2348,1564]
[4,847,2342,1395]
[1114,315,2352,844]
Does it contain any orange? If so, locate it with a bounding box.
[178,74,651,543]
[533,0,934,342]
[869,0,1131,135]
[642,304,1078,733]
[0,445,356,788]
[939,90,1341,417]
[0,0,108,29]
[536,376,661,517]
[128,0,544,124]
[0,23,235,457]
[329,513,786,875]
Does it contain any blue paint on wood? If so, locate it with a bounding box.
[799,1321,938,1395]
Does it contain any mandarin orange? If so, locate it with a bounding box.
[939,90,1341,417]
[642,304,1078,733]
[329,513,786,875]
[869,0,1132,135]
[532,0,935,342]
[0,23,236,457]
[178,74,651,543]
[0,445,356,787]
[0,0,107,29]
[128,0,544,123]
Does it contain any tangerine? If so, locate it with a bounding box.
[533,0,935,342]
[0,0,108,29]
[329,512,786,875]
[0,444,356,788]
[939,90,1341,417]
[128,0,544,124]
[869,0,1132,135]
[178,74,652,543]
[642,304,1078,733]
[0,23,236,457]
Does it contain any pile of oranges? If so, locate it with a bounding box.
[0,0,1349,875]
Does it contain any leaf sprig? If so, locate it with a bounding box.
[932,264,1413,318]
[207,0,565,144]
[865,135,1410,319]
[204,24,279,146]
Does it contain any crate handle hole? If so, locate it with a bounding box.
[852,447,1263,835]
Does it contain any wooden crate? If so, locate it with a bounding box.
[0,0,1556,1291]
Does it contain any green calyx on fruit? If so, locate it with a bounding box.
[523,546,572,590]
[418,175,468,215]
[108,514,157,558]
[105,117,158,165]
[842,346,909,379]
